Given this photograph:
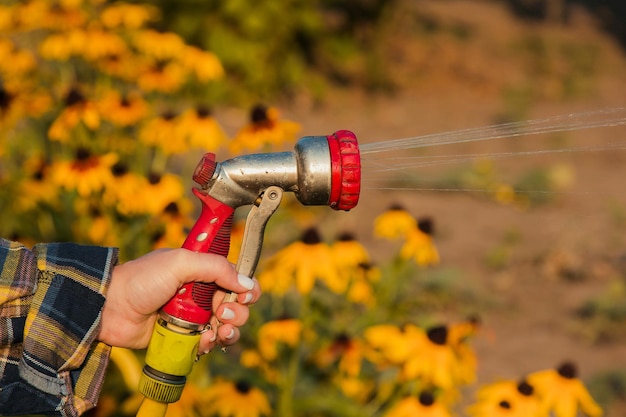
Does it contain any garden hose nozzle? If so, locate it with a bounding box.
[137,131,361,410]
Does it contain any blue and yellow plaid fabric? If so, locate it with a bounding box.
[0,238,119,416]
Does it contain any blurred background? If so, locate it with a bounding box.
[1,0,625,416]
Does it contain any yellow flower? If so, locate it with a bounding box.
[39,29,86,61]
[139,111,188,155]
[132,29,186,60]
[201,379,271,417]
[346,262,380,306]
[138,60,187,93]
[384,393,453,417]
[140,172,185,215]
[48,88,100,142]
[15,159,58,212]
[151,202,193,249]
[81,26,128,62]
[257,318,302,362]
[98,91,149,127]
[467,398,524,417]
[527,362,603,417]
[0,82,51,131]
[100,3,158,29]
[72,203,119,247]
[178,106,228,151]
[102,162,147,215]
[399,218,440,267]
[49,149,117,197]
[239,349,279,384]
[182,46,224,82]
[373,204,416,239]
[468,379,546,417]
[226,220,245,265]
[258,227,340,295]
[332,232,370,270]
[229,104,300,154]
[0,39,36,79]
[363,324,416,366]
[315,334,362,376]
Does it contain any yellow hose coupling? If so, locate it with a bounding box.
[138,320,201,403]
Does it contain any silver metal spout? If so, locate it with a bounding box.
[205,135,333,208]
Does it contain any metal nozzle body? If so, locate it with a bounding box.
[201,136,334,208]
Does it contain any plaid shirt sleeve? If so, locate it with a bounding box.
[0,238,119,416]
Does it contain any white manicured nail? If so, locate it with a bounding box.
[237,274,255,290]
[225,328,235,339]
[242,292,253,304]
[220,307,235,320]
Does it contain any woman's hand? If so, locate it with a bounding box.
[98,248,260,354]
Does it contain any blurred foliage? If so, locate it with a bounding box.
[147,0,402,102]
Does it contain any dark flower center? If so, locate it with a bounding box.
[302,227,321,244]
[235,380,251,394]
[418,392,435,406]
[64,88,85,107]
[426,325,448,345]
[250,104,269,124]
[557,362,577,379]
[517,380,534,396]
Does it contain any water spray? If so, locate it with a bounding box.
[136,131,361,416]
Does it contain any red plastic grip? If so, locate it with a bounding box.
[327,130,361,211]
[161,155,235,326]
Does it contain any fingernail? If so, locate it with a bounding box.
[225,328,235,339]
[238,273,255,290]
[209,331,217,342]
[220,307,235,320]
[203,349,210,355]
[242,292,253,304]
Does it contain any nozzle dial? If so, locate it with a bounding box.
[327,130,361,210]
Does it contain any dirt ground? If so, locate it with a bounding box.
[264,1,626,414]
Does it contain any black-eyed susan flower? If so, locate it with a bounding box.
[228,104,300,154]
[98,91,148,127]
[72,203,119,247]
[181,46,224,83]
[447,316,480,385]
[49,148,117,197]
[257,318,302,362]
[373,204,416,240]
[239,349,279,384]
[178,106,227,151]
[140,172,185,215]
[48,88,100,143]
[400,217,440,267]
[100,3,158,29]
[363,323,417,366]
[137,59,187,93]
[15,158,58,212]
[102,162,147,215]
[0,39,36,79]
[314,333,372,400]
[468,379,545,417]
[139,111,188,155]
[527,362,603,417]
[258,227,339,295]
[151,201,193,249]
[467,398,524,417]
[384,392,453,417]
[327,232,370,294]
[346,262,381,306]
[401,325,468,390]
[201,379,271,417]
[132,29,186,61]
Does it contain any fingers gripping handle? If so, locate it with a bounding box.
[161,188,234,326]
